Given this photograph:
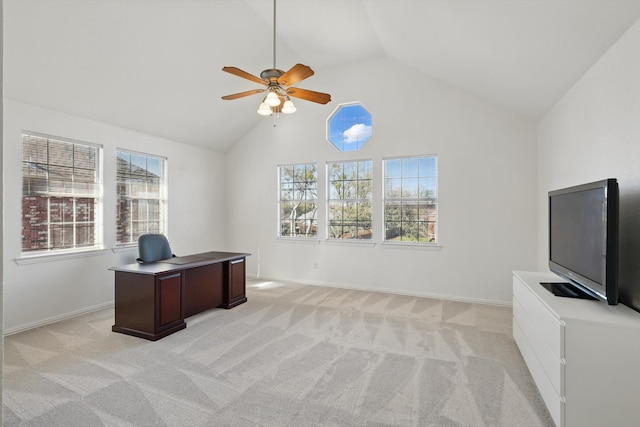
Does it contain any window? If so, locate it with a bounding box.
[278,163,318,238]
[116,150,167,245]
[22,133,102,253]
[384,156,437,243]
[327,102,373,151]
[327,160,373,239]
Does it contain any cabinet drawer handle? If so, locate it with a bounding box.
[230,259,244,265]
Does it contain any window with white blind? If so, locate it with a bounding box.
[327,159,373,239]
[383,156,437,243]
[21,133,103,253]
[278,163,318,238]
[116,150,167,245]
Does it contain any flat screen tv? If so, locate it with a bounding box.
[548,178,619,304]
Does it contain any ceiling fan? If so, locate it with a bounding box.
[221,0,331,117]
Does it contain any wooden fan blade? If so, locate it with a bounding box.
[221,88,265,100]
[286,87,331,104]
[222,66,267,85]
[277,63,314,87]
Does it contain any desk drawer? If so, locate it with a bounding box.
[183,263,224,317]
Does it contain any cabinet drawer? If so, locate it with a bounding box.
[513,276,531,309]
[532,329,563,396]
[531,295,563,359]
[514,276,563,359]
[513,297,532,342]
[514,295,563,397]
[514,321,563,427]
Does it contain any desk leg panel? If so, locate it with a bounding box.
[157,273,183,326]
[223,258,247,309]
[112,271,186,341]
[113,272,157,334]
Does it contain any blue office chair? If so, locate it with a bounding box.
[136,234,175,263]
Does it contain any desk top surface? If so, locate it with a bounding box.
[109,251,250,275]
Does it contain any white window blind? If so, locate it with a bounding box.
[116,150,167,245]
[22,133,102,253]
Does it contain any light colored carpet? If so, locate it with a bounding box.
[3,279,554,426]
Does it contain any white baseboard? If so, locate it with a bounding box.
[3,301,114,336]
[246,274,512,307]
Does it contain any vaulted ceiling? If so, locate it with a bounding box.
[5,0,640,152]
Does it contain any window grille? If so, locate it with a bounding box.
[278,163,318,238]
[327,160,373,239]
[383,156,437,243]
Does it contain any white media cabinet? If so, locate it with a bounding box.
[512,271,640,427]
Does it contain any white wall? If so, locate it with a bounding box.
[538,19,640,311]
[3,100,226,333]
[225,57,538,305]
[1,1,5,413]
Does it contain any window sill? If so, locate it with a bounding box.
[276,237,321,244]
[324,239,376,247]
[379,241,442,251]
[273,238,441,250]
[112,244,138,253]
[16,247,108,265]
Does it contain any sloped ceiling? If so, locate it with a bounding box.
[4,0,640,152]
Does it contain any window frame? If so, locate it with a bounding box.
[277,162,319,239]
[326,159,373,241]
[115,149,168,246]
[20,131,104,256]
[326,102,373,152]
[382,155,438,245]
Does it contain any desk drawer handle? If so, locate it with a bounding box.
[230,259,244,265]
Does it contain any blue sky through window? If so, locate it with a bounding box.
[327,103,372,151]
[385,157,437,198]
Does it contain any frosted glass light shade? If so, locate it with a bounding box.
[257,102,272,116]
[282,100,297,114]
[265,91,281,107]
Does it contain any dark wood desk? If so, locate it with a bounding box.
[109,251,249,341]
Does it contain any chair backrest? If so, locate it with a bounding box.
[137,234,174,263]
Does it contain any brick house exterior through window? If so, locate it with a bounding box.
[116,150,167,245]
[21,133,102,253]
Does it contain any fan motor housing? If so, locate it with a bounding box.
[260,69,285,81]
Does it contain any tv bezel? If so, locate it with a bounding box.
[548,178,619,305]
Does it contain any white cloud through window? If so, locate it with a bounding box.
[343,123,373,143]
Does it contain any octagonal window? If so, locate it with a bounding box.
[327,102,372,151]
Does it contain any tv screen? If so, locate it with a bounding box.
[548,178,619,304]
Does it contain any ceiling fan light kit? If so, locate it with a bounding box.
[257,102,272,116]
[264,90,281,107]
[281,99,297,114]
[221,0,331,124]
